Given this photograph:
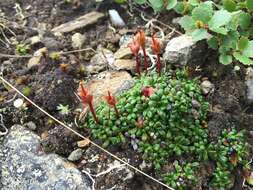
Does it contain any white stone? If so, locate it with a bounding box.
[13,98,24,108]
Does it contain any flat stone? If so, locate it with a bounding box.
[112,59,135,71]
[86,48,114,74]
[52,11,105,33]
[86,71,134,106]
[114,46,132,59]
[0,125,91,190]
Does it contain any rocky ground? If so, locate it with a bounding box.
[1,0,253,190]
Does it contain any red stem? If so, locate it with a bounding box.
[88,102,99,124]
[157,54,161,76]
[114,105,120,117]
[135,55,141,75]
[142,48,148,74]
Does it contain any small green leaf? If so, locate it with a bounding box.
[242,41,253,58]
[233,52,253,65]
[179,16,196,32]
[219,54,233,65]
[208,10,232,29]
[192,3,213,23]
[238,36,249,51]
[191,29,209,41]
[239,12,251,30]
[246,0,253,11]
[173,2,185,14]
[166,0,177,10]
[148,0,164,11]
[207,37,219,49]
[223,0,236,12]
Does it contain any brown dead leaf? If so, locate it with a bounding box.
[77,139,90,148]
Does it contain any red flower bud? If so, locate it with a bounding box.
[128,38,140,56]
[141,86,155,98]
[77,81,99,124]
[151,34,161,55]
[104,91,120,117]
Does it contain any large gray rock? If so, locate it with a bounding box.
[0,125,91,190]
[163,34,206,66]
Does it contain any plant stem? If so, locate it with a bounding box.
[114,105,120,117]
[142,48,148,74]
[157,54,161,76]
[88,102,99,124]
[135,55,141,75]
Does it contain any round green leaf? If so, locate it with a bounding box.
[219,54,233,65]
[179,16,196,32]
[208,10,232,29]
[173,2,185,14]
[166,0,177,10]
[207,37,218,49]
[223,0,236,12]
[239,12,251,30]
[148,0,164,11]
[192,3,213,23]
[238,36,249,51]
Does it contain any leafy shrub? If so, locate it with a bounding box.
[178,0,253,65]
[124,0,253,65]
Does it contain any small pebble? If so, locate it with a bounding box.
[201,80,214,95]
[68,149,84,162]
[108,9,126,28]
[13,98,24,108]
[24,121,37,131]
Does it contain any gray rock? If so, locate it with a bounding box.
[68,149,84,162]
[0,125,91,190]
[24,121,37,131]
[200,80,214,95]
[246,68,253,103]
[163,34,206,66]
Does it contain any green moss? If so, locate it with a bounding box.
[84,70,249,189]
